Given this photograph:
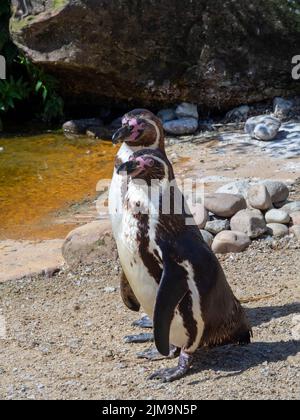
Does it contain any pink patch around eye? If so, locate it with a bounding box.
[128,118,138,127]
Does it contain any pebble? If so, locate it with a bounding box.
[200,230,214,248]
[205,219,230,235]
[290,225,300,240]
[281,201,300,215]
[212,231,251,254]
[247,184,273,211]
[265,209,290,225]
[245,115,281,141]
[175,102,199,120]
[267,223,289,238]
[290,211,300,226]
[104,287,117,293]
[273,97,294,119]
[216,180,252,199]
[204,193,247,218]
[163,118,199,135]
[225,105,250,122]
[261,180,290,204]
[230,209,267,239]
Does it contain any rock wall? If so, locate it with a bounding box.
[10,0,300,111]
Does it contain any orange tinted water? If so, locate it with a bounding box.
[0,133,116,240]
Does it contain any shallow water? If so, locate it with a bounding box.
[0,132,116,240]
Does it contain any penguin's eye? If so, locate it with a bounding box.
[146,159,155,167]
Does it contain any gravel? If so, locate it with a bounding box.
[0,237,299,400]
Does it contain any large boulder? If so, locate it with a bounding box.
[212,231,251,254]
[10,0,300,110]
[204,193,247,218]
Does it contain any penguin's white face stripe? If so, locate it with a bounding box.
[179,261,204,352]
[143,118,161,148]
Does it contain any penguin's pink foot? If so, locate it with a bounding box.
[148,351,193,382]
[132,316,153,329]
[137,345,179,361]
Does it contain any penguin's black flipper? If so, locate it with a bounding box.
[120,270,141,312]
[154,255,189,357]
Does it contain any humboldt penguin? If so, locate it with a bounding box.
[109,109,165,328]
[116,149,252,382]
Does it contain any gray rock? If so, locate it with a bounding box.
[216,180,252,199]
[204,193,247,218]
[62,220,116,268]
[163,118,198,135]
[157,109,177,123]
[265,209,290,225]
[212,231,251,254]
[225,105,250,122]
[245,115,281,141]
[247,184,273,211]
[63,118,103,135]
[200,230,214,248]
[267,223,289,238]
[261,180,289,204]
[175,103,199,120]
[290,211,300,226]
[290,225,300,240]
[273,97,294,119]
[281,201,300,215]
[192,205,209,229]
[205,219,230,235]
[230,209,267,239]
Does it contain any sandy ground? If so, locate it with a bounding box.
[0,238,299,400]
[0,127,299,400]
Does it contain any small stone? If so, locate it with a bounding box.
[267,223,289,238]
[63,118,103,135]
[230,209,267,239]
[281,201,300,215]
[290,211,300,226]
[261,180,289,204]
[204,193,246,218]
[157,109,177,123]
[245,115,281,141]
[225,105,250,122]
[104,287,117,293]
[265,209,290,225]
[216,180,252,199]
[273,97,294,119]
[163,118,199,135]
[212,231,251,254]
[191,205,209,229]
[290,225,300,240]
[247,184,273,211]
[205,219,230,235]
[175,103,199,119]
[200,230,214,248]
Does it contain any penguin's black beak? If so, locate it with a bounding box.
[117,160,139,175]
[112,126,132,144]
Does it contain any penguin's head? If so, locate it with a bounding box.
[112,109,165,150]
[117,149,173,182]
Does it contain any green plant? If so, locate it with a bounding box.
[0,75,30,130]
[19,55,64,122]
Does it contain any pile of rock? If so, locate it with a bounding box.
[196,180,300,254]
[158,103,199,136]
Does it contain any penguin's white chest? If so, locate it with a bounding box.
[116,208,159,318]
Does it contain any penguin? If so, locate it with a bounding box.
[109,109,165,325]
[116,149,252,382]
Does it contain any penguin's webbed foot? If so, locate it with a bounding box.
[124,333,154,344]
[148,351,193,383]
[132,316,153,329]
[137,345,179,361]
